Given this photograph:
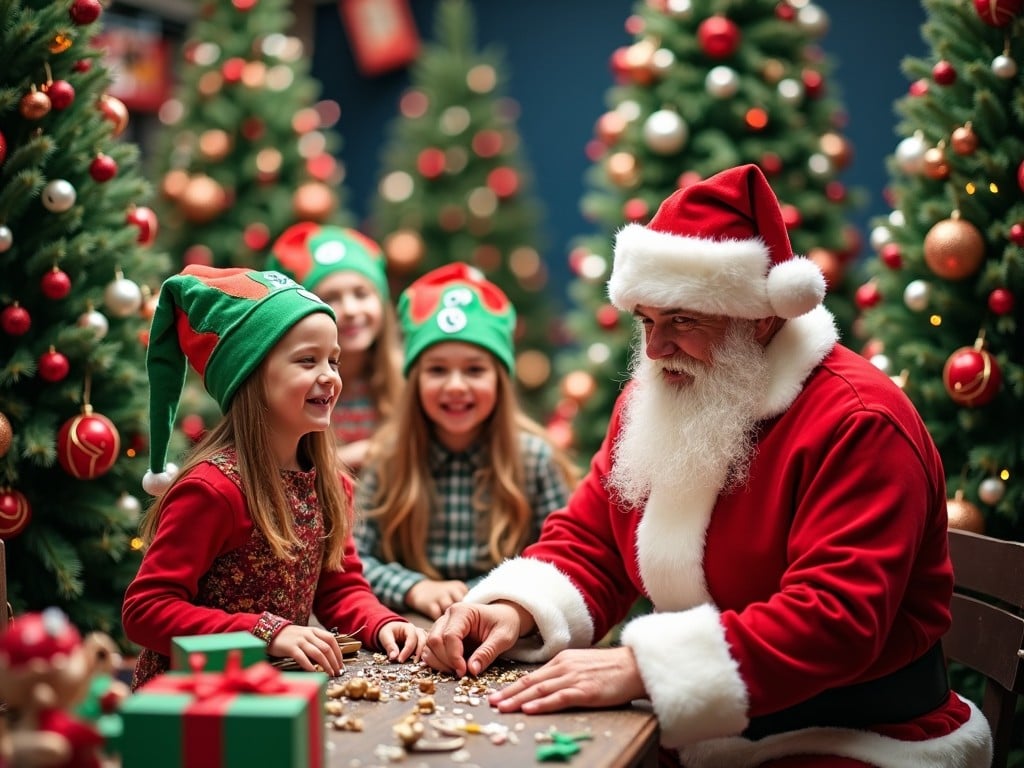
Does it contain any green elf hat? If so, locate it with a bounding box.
[141,265,334,496]
[398,262,516,376]
[266,222,390,301]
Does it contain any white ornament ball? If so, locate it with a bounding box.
[651,48,676,75]
[0,225,12,253]
[807,153,831,177]
[895,134,927,175]
[797,3,829,37]
[117,492,143,520]
[705,66,739,99]
[665,0,693,18]
[41,179,77,212]
[992,54,1018,79]
[869,353,892,374]
[888,209,906,229]
[643,110,688,155]
[903,280,931,312]
[616,100,642,123]
[869,225,893,252]
[978,477,1006,506]
[104,277,143,317]
[77,309,109,339]
[777,78,804,105]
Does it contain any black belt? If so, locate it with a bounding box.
[743,643,949,740]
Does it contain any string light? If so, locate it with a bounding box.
[1000,469,1010,481]
[929,314,942,326]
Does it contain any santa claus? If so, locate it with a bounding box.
[422,164,992,767]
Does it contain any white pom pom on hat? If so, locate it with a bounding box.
[608,164,826,320]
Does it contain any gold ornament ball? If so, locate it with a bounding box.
[596,111,628,145]
[516,350,551,389]
[807,247,842,290]
[762,59,786,84]
[950,124,978,155]
[198,129,232,162]
[384,230,425,273]
[562,370,597,404]
[0,412,11,458]
[20,90,51,120]
[923,218,985,280]
[161,169,190,200]
[98,94,129,136]
[180,175,227,223]
[606,151,640,188]
[819,132,853,170]
[197,71,223,97]
[921,147,949,180]
[946,493,985,533]
[293,182,335,221]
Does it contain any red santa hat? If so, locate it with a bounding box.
[608,164,826,319]
[0,608,81,671]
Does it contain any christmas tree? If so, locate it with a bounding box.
[0,0,169,637]
[369,0,556,417]
[152,0,349,270]
[859,0,1023,541]
[552,0,863,459]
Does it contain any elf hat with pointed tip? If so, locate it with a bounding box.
[398,262,516,375]
[609,163,826,320]
[142,265,334,496]
[267,222,390,300]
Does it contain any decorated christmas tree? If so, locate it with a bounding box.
[369,0,556,417]
[152,0,349,270]
[858,0,1023,541]
[0,0,169,636]
[551,0,863,458]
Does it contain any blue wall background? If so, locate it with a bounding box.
[312,1,929,306]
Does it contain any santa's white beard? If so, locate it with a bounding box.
[607,321,769,509]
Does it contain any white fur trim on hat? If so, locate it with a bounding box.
[609,224,824,319]
[464,556,593,662]
[142,463,179,496]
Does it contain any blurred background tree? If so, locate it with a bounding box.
[0,0,170,638]
[369,0,557,418]
[151,0,350,271]
[551,0,864,460]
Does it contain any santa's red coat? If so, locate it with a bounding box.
[467,307,991,767]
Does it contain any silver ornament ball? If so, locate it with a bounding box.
[777,78,804,105]
[104,277,143,317]
[706,66,739,99]
[978,477,1006,506]
[895,134,927,175]
[643,110,688,155]
[0,225,12,253]
[869,353,892,375]
[869,225,893,252]
[41,179,77,212]
[903,280,931,312]
[78,309,109,339]
[992,54,1018,79]
[797,3,830,37]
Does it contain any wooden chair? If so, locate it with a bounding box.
[945,527,1024,768]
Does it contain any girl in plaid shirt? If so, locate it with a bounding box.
[355,264,579,619]
[267,224,404,472]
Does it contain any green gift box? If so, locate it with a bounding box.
[171,632,266,672]
[119,663,327,768]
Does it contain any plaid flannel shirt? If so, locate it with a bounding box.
[353,431,571,611]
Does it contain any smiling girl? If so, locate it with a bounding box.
[354,263,578,620]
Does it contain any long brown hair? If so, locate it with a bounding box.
[367,301,404,422]
[363,357,578,577]
[139,364,352,571]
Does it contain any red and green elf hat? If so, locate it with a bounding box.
[397,262,516,375]
[266,222,390,300]
[142,265,334,495]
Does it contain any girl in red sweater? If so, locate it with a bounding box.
[122,265,423,689]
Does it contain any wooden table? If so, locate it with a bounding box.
[324,652,660,767]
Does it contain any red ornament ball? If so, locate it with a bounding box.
[126,206,158,245]
[988,288,1015,315]
[73,59,92,73]
[38,349,70,383]
[1018,159,1024,193]
[69,0,101,24]
[0,489,31,539]
[57,409,121,479]
[623,197,649,222]
[0,129,7,166]
[802,69,826,98]
[44,80,75,109]
[487,167,519,198]
[760,153,783,175]
[880,243,902,269]
[180,414,206,444]
[973,0,1023,26]
[596,305,621,330]
[1,305,31,336]
[780,204,801,229]
[417,148,446,180]
[1009,222,1024,246]
[775,2,797,21]
[697,16,741,59]
[242,222,271,251]
[942,346,1002,407]
[909,79,929,97]
[184,244,214,267]
[854,282,882,309]
[932,60,957,85]
[89,153,118,182]
[41,268,72,300]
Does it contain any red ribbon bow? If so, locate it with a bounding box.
[183,649,287,700]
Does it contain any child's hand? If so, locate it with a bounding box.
[268,624,345,676]
[405,579,469,619]
[378,621,426,662]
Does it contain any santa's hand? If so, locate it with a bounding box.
[423,601,525,677]
[489,646,646,714]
